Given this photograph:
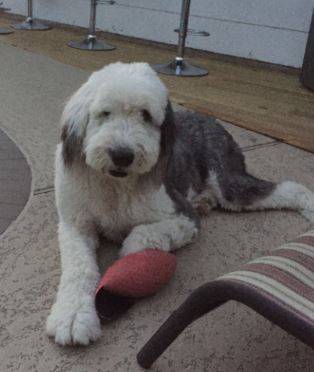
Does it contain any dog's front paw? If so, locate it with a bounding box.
[120,244,149,257]
[121,225,170,257]
[46,300,101,346]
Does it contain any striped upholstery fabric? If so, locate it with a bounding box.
[137,231,314,368]
[218,230,314,322]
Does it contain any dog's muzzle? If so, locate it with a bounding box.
[109,169,128,178]
[108,148,134,178]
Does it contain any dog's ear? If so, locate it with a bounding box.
[60,79,94,166]
[61,124,85,167]
[160,100,176,157]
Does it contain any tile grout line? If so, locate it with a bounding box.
[242,140,280,153]
[34,187,55,195]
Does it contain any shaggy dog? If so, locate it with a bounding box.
[47,62,314,346]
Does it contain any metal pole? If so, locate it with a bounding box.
[88,0,97,37]
[12,0,51,30]
[67,0,116,51]
[177,0,190,59]
[27,0,33,20]
[152,0,208,77]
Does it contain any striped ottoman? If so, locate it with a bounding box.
[137,231,314,369]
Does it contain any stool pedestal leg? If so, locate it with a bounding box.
[12,0,51,31]
[68,0,115,51]
[153,0,208,77]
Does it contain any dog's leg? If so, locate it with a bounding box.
[120,215,199,256]
[191,188,218,216]
[46,221,101,346]
[210,172,314,222]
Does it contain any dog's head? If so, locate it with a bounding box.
[61,62,175,178]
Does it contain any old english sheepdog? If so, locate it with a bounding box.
[47,62,314,346]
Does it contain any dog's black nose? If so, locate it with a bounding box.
[109,148,135,167]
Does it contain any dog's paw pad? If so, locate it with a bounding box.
[46,305,101,346]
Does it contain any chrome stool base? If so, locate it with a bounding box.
[152,0,208,78]
[13,18,51,31]
[68,0,116,51]
[0,27,13,34]
[153,58,208,77]
[68,36,115,51]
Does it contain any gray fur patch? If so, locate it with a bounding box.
[160,101,176,158]
[61,126,84,167]
[163,110,274,216]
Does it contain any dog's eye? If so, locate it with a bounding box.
[142,109,152,123]
[99,111,110,118]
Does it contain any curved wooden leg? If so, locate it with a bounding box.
[137,281,230,369]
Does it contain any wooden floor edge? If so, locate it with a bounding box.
[172,97,314,154]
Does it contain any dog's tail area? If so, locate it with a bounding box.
[245,180,314,223]
[210,171,314,223]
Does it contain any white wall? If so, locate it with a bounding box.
[3,0,314,67]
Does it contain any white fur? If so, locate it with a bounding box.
[208,172,241,211]
[249,181,314,222]
[210,172,314,221]
[47,63,198,346]
[121,215,198,256]
[46,222,101,346]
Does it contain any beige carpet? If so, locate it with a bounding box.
[0,42,313,372]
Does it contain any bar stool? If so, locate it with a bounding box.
[12,0,51,30]
[153,0,208,77]
[0,2,13,34]
[68,0,115,51]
